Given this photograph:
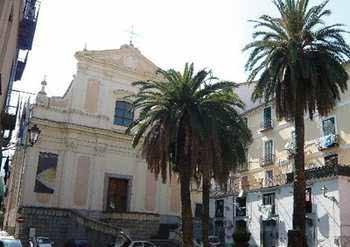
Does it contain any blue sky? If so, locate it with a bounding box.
[15,0,350,97]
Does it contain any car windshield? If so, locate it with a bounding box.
[37,238,50,243]
[0,240,22,247]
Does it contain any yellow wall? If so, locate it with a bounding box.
[239,68,350,189]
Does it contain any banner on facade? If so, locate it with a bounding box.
[34,152,58,194]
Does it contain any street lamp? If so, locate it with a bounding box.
[28,124,41,146]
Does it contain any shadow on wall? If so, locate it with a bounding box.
[278,221,288,245]
[318,214,330,239]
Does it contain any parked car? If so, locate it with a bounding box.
[36,237,54,247]
[111,240,156,247]
[0,239,22,247]
[64,239,90,247]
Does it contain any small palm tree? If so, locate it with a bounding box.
[244,0,350,246]
[194,88,251,247]
[128,63,251,247]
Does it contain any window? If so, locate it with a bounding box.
[114,101,133,126]
[195,203,203,218]
[215,199,224,217]
[322,117,336,136]
[262,106,273,129]
[106,178,129,212]
[263,140,274,165]
[236,197,247,217]
[265,170,274,187]
[305,188,312,213]
[324,154,338,166]
[263,193,275,214]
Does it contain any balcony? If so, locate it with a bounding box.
[260,154,275,167]
[286,164,350,183]
[18,0,40,50]
[316,134,339,151]
[14,51,29,81]
[260,119,273,132]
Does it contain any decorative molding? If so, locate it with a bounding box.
[94,144,108,155]
[113,89,135,102]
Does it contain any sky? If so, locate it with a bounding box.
[14,0,350,97]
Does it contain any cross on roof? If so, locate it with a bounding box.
[125,25,140,46]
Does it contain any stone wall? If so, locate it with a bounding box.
[14,207,160,247]
[102,212,160,240]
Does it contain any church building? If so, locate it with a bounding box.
[4,44,201,246]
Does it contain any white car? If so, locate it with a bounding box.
[113,240,156,247]
[36,237,54,247]
[0,239,22,247]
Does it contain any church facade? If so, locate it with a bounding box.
[4,44,201,245]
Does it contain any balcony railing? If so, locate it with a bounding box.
[260,119,273,131]
[261,154,275,166]
[14,51,29,81]
[18,0,40,50]
[316,134,339,150]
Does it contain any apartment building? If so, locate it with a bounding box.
[0,0,40,155]
[210,65,350,247]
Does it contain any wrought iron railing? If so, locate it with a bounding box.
[18,0,41,50]
[260,119,273,131]
[261,154,275,166]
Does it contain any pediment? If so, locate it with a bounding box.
[75,44,159,76]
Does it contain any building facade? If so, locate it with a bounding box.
[4,44,200,246]
[0,0,40,177]
[210,66,350,247]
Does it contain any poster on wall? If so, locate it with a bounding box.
[34,152,58,194]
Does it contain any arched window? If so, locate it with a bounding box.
[114,101,134,127]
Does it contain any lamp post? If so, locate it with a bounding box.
[16,124,41,212]
[28,124,41,146]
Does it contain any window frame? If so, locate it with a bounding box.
[321,115,337,137]
[262,192,276,215]
[113,101,134,127]
[262,106,272,128]
[263,139,274,165]
[215,199,224,218]
[235,196,247,217]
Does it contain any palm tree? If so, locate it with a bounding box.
[194,90,252,247]
[127,63,251,247]
[244,0,350,246]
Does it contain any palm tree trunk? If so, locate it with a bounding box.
[180,164,193,247]
[202,168,210,247]
[177,116,193,247]
[289,98,306,247]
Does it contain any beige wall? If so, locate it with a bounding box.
[0,0,23,111]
